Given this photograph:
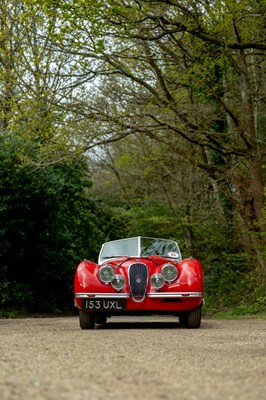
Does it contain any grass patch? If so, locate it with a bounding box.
[211,309,266,320]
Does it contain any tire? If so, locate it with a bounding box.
[179,305,202,329]
[79,309,95,329]
[95,313,107,325]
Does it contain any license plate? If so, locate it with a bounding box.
[82,299,126,311]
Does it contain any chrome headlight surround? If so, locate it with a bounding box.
[98,265,115,283]
[161,263,178,282]
[150,273,165,289]
[111,274,126,291]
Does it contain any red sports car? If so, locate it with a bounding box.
[74,236,204,329]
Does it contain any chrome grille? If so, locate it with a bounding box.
[129,262,148,302]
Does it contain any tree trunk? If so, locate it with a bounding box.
[231,158,265,272]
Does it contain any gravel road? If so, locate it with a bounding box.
[0,316,265,400]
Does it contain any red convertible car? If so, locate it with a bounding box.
[74,237,204,329]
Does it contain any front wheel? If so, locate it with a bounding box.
[79,309,95,329]
[179,305,202,329]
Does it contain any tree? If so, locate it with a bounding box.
[28,0,265,272]
[0,0,85,168]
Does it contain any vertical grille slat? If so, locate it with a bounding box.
[129,262,148,302]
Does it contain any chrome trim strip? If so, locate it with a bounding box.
[75,292,130,299]
[76,291,202,299]
[147,292,203,298]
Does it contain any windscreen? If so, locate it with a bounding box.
[140,237,181,259]
[99,236,181,263]
[100,237,139,259]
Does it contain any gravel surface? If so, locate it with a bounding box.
[0,316,265,400]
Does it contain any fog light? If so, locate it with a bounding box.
[150,273,165,289]
[111,274,126,290]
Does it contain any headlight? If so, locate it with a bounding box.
[111,274,126,290]
[150,273,165,289]
[161,263,178,282]
[98,265,115,283]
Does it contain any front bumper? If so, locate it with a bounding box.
[74,291,203,312]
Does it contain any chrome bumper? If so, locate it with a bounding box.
[75,292,203,299]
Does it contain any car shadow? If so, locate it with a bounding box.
[94,316,209,330]
[96,321,181,329]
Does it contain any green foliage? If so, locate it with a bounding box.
[115,202,184,242]
[0,134,124,314]
[203,254,266,314]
